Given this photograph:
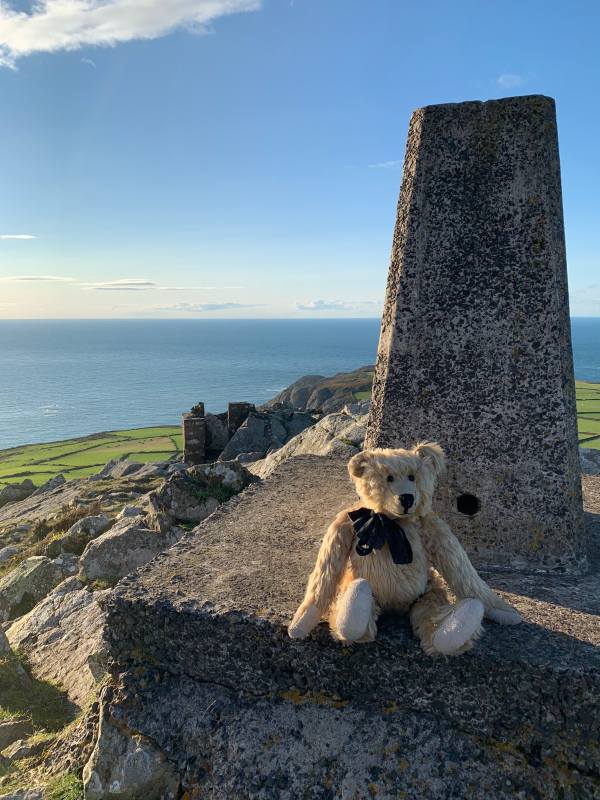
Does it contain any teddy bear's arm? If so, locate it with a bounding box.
[288,510,355,639]
[422,514,521,625]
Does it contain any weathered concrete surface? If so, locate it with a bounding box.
[365,96,584,572]
[104,456,600,798]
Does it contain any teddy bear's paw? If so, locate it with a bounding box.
[432,598,484,655]
[485,606,522,625]
[288,602,321,639]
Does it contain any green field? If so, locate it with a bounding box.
[0,426,182,488]
[577,381,600,449]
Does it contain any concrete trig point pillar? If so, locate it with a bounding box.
[365,95,586,571]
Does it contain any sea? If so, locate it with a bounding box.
[0,317,598,451]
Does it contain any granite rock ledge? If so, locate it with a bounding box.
[101,456,600,799]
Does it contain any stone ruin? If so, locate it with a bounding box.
[86,97,599,799]
[182,401,256,464]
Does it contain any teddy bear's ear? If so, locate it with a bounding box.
[414,441,446,477]
[348,452,370,479]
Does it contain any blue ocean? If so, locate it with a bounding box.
[0,318,598,450]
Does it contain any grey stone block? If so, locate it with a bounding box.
[105,456,600,797]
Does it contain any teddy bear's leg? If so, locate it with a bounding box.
[330,577,378,643]
[410,572,483,656]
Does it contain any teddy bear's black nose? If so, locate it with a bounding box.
[400,493,414,512]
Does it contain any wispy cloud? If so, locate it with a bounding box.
[0,0,261,68]
[157,302,265,313]
[0,233,36,239]
[0,274,75,282]
[81,57,96,67]
[294,299,379,312]
[81,279,160,291]
[497,73,525,89]
[368,160,402,170]
[80,279,238,291]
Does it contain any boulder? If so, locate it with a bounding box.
[117,505,146,520]
[51,552,80,577]
[0,788,44,800]
[0,557,64,622]
[0,627,10,654]
[79,519,183,583]
[0,546,18,565]
[30,474,66,497]
[251,402,369,479]
[83,686,180,800]
[580,447,600,475]
[147,462,255,525]
[45,513,113,557]
[0,481,35,510]
[7,577,108,706]
[187,461,258,494]
[0,720,33,752]
[89,459,144,481]
[219,410,314,462]
[2,736,51,761]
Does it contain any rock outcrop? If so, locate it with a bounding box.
[218,409,315,462]
[0,480,35,510]
[78,519,183,583]
[261,366,374,414]
[0,556,64,622]
[250,401,370,478]
[7,577,109,706]
[45,513,113,557]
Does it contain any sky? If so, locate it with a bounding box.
[0,0,599,319]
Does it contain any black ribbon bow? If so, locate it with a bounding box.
[347,508,413,565]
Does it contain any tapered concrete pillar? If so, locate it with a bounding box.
[366,95,586,571]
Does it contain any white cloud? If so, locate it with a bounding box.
[80,279,239,291]
[81,278,160,291]
[157,301,264,312]
[81,56,96,67]
[497,73,525,89]
[294,299,379,312]
[0,274,75,281]
[0,233,36,239]
[0,0,261,68]
[368,160,402,170]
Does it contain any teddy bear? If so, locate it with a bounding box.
[288,442,521,655]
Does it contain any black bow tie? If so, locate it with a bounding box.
[347,508,413,565]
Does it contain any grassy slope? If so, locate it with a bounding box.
[0,426,182,488]
[0,379,598,489]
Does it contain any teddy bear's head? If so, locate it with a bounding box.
[347,442,445,518]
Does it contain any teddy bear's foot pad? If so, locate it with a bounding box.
[335,578,373,642]
[432,598,484,655]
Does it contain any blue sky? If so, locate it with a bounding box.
[0,0,598,318]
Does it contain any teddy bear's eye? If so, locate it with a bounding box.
[408,474,415,482]
[387,475,394,483]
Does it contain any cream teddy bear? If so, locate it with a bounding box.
[288,442,521,655]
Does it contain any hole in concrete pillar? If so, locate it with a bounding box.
[456,493,480,516]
